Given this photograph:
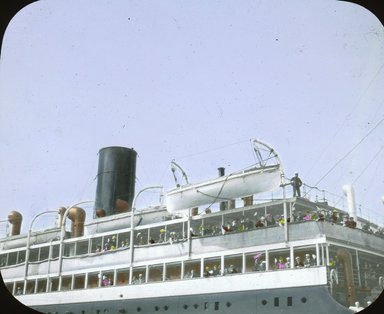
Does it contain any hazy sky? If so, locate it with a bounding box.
[0,0,383,233]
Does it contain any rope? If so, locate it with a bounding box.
[309,116,384,193]
[352,145,384,185]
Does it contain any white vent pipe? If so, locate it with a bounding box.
[342,184,357,221]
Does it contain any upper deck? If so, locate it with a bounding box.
[1,195,383,278]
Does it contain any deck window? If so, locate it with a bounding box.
[40,246,49,261]
[246,251,266,272]
[14,281,24,295]
[76,240,89,255]
[51,244,60,258]
[61,276,72,291]
[17,250,26,263]
[116,269,130,286]
[199,216,220,236]
[165,262,181,281]
[118,232,130,248]
[184,260,201,279]
[101,270,114,286]
[8,252,17,265]
[91,237,103,253]
[148,264,164,282]
[64,243,75,257]
[50,277,59,292]
[74,274,85,289]
[203,257,221,277]
[103,234,118,251]
[148,226,165,244]
[223,212,248,233]
[224,254,242,275]
[134,230,148,245]
[167,222,185,242]
[37,279,47,293]
[29,248,39,262]
[294,246,317,268]
[269,249,290,270]
[87,272,100,288]
[132,267,146,284]
[0,253,7,266]
[190,219,202,237]
[26,280,35,294]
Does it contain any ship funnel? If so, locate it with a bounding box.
[7,211,22,236]
[342,184,357,221]
[68,207,86,237]
[95,146,137,217]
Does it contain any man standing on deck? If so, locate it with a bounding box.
[290,173,303,197]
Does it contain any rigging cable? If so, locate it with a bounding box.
[306,62,384,177]
[352,145,384,185]
[305,115,384,196]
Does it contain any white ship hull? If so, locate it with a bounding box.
[15,267,352,314]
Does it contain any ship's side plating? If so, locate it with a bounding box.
[27,285,350,314]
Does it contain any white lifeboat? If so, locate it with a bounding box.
[166,139,283,212]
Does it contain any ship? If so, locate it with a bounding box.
[1,139,383,314]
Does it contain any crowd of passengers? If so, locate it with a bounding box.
[95,236,132,252]
[113,251,319,286]
[103,251,319,286]
[198,253,318,278]
[197,207,374,237]
[92,208,383,254]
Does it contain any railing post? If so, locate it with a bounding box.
[129,186,163,284]
[24,210,58,294]
[58,200,93,291]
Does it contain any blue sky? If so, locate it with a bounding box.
[0,0,383,233]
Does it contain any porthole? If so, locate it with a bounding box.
[261,299,267,306]
[193,304,199,309]
[183,305,188,310]
[164,305,169,311]
[226,302,231,307]
[137,307,141,312]
[155,306,159,311]
[274,297,279,307]
[301,297,307,303]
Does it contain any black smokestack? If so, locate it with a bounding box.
[94,147,137,217]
